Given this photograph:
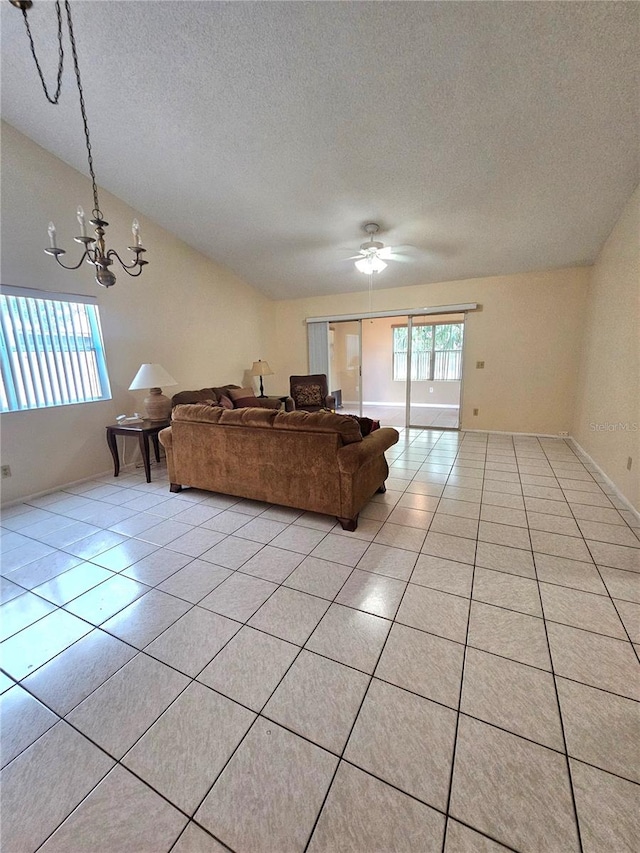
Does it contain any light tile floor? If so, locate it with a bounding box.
[341,405,460,429]
[1,429,639,852]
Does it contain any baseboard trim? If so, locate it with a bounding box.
[462,429,639,520]
[462,429,568,439]
[344,401,460,410]
[1,463,137,510]
[568,437,640,521]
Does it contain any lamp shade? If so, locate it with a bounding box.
[129,363,177,391]
[355,255,387,274]
[250,360,274,377]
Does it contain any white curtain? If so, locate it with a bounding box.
[307,321,329,376]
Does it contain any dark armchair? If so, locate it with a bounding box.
[289,374,336,413]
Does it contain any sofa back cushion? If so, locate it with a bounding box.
[228,387,260,408]
[212,384,241,399]
[273,410,362,445]
[172,404,278,428]
[171,384,242,409]
[171,404,362,444]
[171,388,218,408]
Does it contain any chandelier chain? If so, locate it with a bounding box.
[18,0,101,217]
[63,0,101,219]
[19,0,64,104]
[13,0,148,287]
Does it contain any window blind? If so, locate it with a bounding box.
[0,286,111,412]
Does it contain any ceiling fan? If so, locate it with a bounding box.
[347,223,412,274]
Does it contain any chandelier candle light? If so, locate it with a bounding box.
[11,0,148,288]
[250,360,274,397]
[128,364,178,422]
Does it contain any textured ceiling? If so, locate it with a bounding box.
[1,1,638,299]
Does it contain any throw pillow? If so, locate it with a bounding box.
[228,386,259,408]
[294,383,323,407]
[342,414,380,437]
[218,394,233,410]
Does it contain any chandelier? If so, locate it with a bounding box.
[10,0,148,288]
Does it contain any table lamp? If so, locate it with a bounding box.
[250,359,274,397]
[129,363,177,421]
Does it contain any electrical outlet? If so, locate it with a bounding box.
[473,408,479,416]
[1,465,11,479]
[627,457,633,471]
[476,361,485,369]
[559,431,569,437]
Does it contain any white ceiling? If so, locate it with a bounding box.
[2,1,638,300]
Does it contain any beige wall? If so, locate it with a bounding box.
[0,123,274,503]
[573,186,640,510]
[4,120,635,510]
[274,267,589,435]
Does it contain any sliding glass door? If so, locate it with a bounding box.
[406,316,464,428]
[319,312,465,429]
[329,320,362,415]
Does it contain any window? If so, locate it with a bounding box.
[0,286,111,412]
[393,322,463,381]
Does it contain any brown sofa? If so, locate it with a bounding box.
[171,384,294,411]
[159,404,399,530]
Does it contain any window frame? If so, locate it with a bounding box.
[0,285,112,413]
[392,321,463,382]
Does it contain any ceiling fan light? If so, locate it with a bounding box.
[355,255,387,274]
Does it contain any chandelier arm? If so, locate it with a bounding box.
[49,249,91,271]
[105,249,146,273]
[64,0,101,217]
[18,0,65,104]
[120,265,145,278]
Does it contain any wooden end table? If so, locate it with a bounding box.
[262,395,291,409]
[106,419,170,484]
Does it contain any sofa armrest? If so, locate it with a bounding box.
[325,394,336,411]
[337,427,399,474]
[158,426,172,450]
[283,396,295,412]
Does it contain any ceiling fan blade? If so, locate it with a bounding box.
[344,254,365,261]
[376,247,394,259]
[388,244,417,253]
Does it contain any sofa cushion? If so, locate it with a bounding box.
[273,410,362,445]
[172,404,279,428]
[212,384,241,399]
[171,388,217,407]
[171,404,362,444]
[228,387,260,408]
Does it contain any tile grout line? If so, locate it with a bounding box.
[534,448,640,666]
[3,508,637,699]
[534,437,587,853]
[439,431,485,853]
[301,427,463,852]
[2,432,636,852]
